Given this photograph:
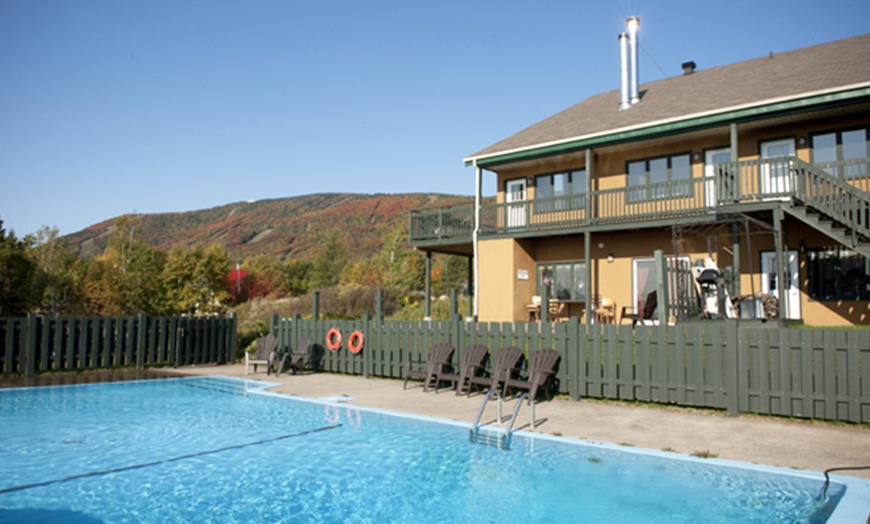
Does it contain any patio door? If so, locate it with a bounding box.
[505,178,527,228]
[760,139,795,197]
[761,250,800,320]
[705,148,731,206]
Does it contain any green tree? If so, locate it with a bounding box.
[28,226,88,316]
[308,230,348,289]
[163,243,230,315]
[84,215,168,315]
[0,219,40,316]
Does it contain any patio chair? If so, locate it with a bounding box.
[274,338,311,376]
[432,344,489,395]
[503,348,561,402]
[403,343,455,392]
[466,346,525,397]
[246,335,280,375]
[620,291,658,326]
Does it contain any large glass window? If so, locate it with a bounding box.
[806,248,870,301]
[626,153,692,202]
[537,261,586,301]
[535,170,586,212]
[812,128,868,179]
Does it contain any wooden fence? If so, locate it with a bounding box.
[273,314,870,423]
[1,314,237,375]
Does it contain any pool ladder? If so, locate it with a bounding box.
[469,388,530,450]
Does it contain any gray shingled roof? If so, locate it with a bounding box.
[467,33,870,163]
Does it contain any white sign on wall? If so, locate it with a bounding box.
[517,269,529,280]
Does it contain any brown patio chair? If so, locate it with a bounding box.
[503,348,561,401]
[245,335,280,375]
[432,344,489,395]
[403,343,455,392]
[620,290,658,326]
[274,338,311,376]
[466,346,524,397]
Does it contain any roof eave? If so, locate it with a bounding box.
[464,83,870,169]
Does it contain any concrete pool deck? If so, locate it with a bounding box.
[174,363,869,480]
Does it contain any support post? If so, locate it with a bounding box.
[467,255,474,319]
[731,222,741,296]
[473,161,482,319]
[654,249,668,325]
[424,251,432,320]
[585,148,594,327]
[773,207,788,319]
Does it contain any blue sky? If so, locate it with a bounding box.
[1,0,868,237]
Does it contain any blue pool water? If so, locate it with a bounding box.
[0,376,865,523]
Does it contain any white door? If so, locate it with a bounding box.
[761,250,800,320]
[760,139,795,197]
[505,179,526,228]
[705,148,731,206]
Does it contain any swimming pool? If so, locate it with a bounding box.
[0,376,865,523]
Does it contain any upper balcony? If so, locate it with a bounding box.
[410,157,870,250]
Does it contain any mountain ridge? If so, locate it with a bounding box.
[64,192,471,262]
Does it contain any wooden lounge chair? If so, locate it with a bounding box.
[403,343,455,392]
[274,338,311,376]
[466,346,524,397]
[432,344,489,395]
[503,348,561,401]
[246,335,279,375]
[620,291,658,326]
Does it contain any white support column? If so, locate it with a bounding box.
[473,160,482,319]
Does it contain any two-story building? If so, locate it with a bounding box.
[410,29,870,326]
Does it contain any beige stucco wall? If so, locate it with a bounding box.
[477,238,536,322]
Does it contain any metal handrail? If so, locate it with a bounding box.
[502,392,528,448]
[469,387,495,440]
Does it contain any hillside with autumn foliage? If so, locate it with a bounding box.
[64,193,470,262]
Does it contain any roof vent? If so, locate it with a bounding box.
[681,61,696,75]
[618,17,640,110]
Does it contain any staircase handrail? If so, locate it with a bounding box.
[791,157,870,243]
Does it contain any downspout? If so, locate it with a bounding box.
[472,160,482,320]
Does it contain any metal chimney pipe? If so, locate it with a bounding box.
[618,32,630,110]
[626,17,640,105]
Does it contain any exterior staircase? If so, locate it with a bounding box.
[786,158,870,259]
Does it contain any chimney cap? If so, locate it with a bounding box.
[681,61,697,75]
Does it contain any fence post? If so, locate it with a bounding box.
[375,289,384,323]
[312,291,320,320]
[363,313,371,379]
[24,313,37,377]
[227,312,237,364]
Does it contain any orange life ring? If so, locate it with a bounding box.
[326,328,342,351]
[348,330,364,354]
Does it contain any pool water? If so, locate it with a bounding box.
[0,377,862,523]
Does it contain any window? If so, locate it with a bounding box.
[535,169,586,212]
[537,261,586,301]
[811,128,868,179]
[626,153,692,202]
[807,248,870,301]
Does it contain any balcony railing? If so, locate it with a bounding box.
[409,157,870,245]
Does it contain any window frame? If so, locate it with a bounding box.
[810,126,869,180]
[534,169,587,213]
[806,247,870,301]
[626,152,694,203]
[536,261,587,302]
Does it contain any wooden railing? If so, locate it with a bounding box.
[409,156,870,244]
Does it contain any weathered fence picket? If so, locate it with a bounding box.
[0,314,235,376]
[268,316,868,423]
